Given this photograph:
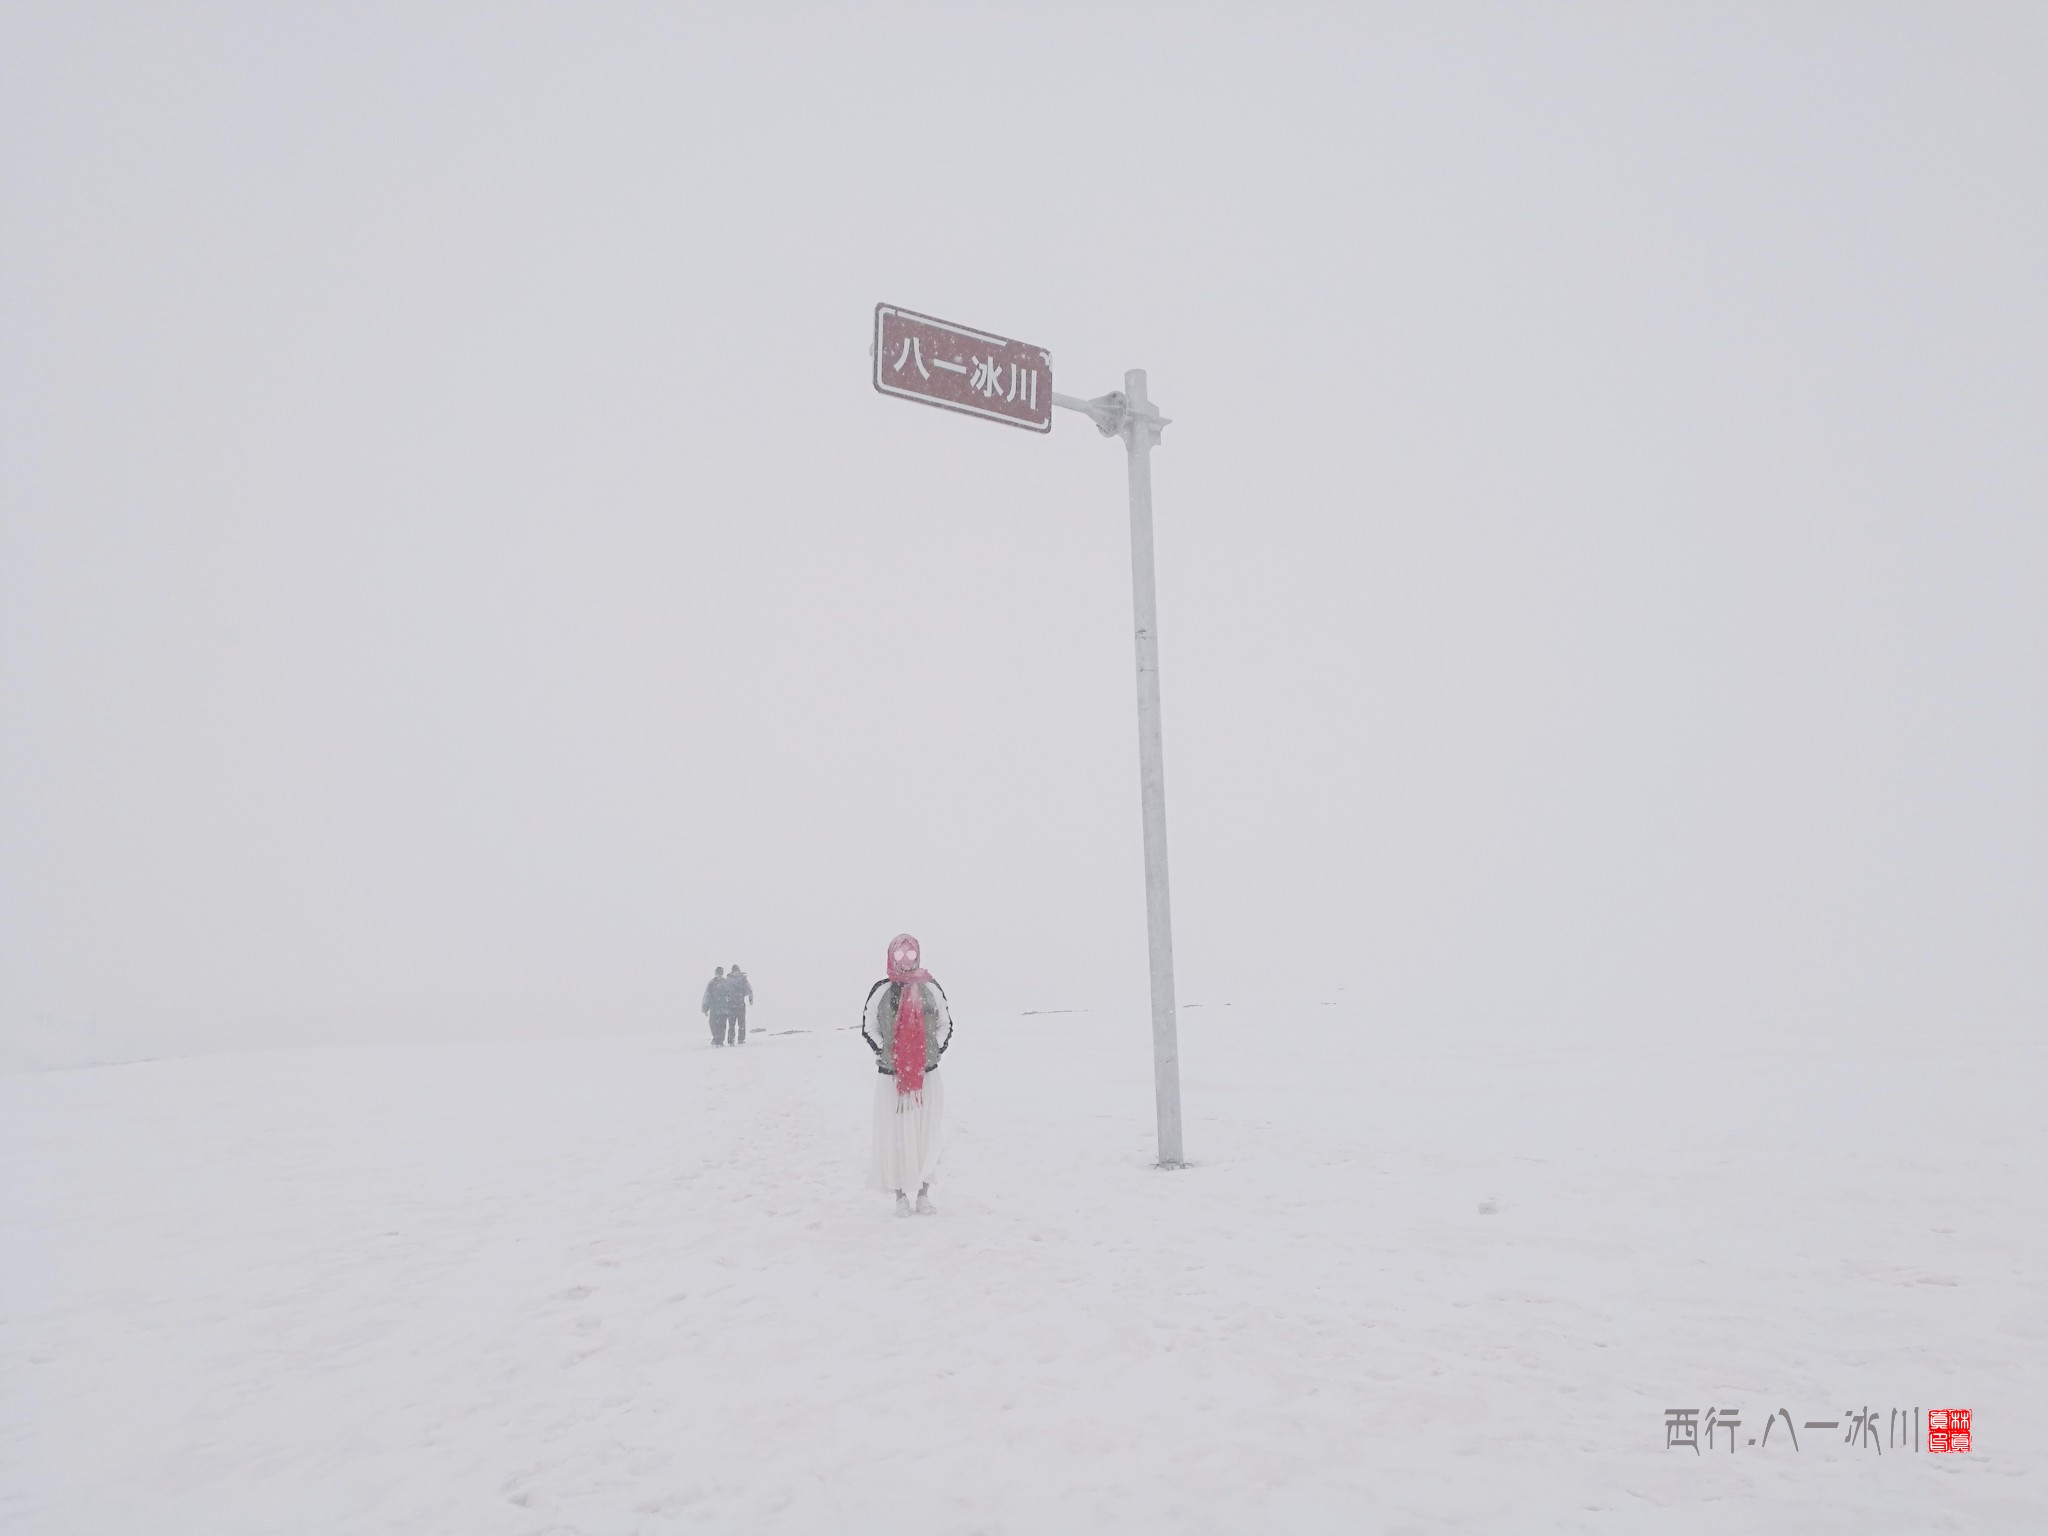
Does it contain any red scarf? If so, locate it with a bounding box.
[886,934,933,1095]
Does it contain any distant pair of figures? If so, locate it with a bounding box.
[702,965,753,1046]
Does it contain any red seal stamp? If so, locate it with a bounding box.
[1927,1409,1972,1453]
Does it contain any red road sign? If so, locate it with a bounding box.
[872,304,1052,433]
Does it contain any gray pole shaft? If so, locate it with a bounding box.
[1121,369,1184,1167]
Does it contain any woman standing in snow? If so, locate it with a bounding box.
[862,933,952,1216]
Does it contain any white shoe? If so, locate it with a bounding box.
[915,1191,936,1216]
[895,1193,913,1218]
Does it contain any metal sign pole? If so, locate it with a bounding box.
[1054,373,1183,1168]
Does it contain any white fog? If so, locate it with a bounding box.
[3,5,2042,1531]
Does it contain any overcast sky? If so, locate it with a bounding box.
[3,3,2043,1067]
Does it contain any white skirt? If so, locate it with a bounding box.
[867,1070,945,1191]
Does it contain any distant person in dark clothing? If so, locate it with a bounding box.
[726,965,754,1043]
[702,966,731,1047]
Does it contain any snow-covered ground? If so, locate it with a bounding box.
[2,1009,2040,1533]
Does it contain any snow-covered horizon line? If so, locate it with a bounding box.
[5,1001,2034,1077]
